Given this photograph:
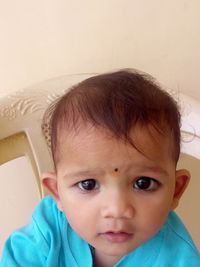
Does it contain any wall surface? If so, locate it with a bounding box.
[0,0,200,256]
[0,0,200,99]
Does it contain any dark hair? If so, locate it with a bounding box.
[43,69,181,166]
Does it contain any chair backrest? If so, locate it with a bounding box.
[0,73,92,255]
[0,74,199,253]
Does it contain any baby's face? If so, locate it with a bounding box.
[51,125,186,261]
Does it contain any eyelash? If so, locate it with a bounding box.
[76,177,160,192]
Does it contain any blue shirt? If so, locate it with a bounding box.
[1,196,199,267]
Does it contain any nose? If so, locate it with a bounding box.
[100,190,135,219]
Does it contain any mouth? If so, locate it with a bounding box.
[100,231,133,243]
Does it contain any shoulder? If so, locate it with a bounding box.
[0,196,66,266]
[166,211,198,252]
[33,194,59,217]
[30,195,69,249]
[155,211,200,266]
[166,211,196,246]
[30,195,93,266]
[32,195,63,229]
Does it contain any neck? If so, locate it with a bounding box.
[94,250,122,267]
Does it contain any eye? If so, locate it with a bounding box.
[134,176,159,191]
[78,179,98,191]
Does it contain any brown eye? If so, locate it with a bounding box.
[78,179,98,191]
[134,177,159,191]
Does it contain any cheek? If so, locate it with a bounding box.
[62,204,97,243]
[137,192,174,228]
[62,204,85,230]
[60,195,96,230]
[153,184,176,208]
[136,206,168,240]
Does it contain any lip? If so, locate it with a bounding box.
[101,231,133,243]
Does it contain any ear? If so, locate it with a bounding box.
[41,172,63,211]
[171,169,190,210]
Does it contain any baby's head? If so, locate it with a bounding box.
[42,69,190,263]
[48,69,181,166]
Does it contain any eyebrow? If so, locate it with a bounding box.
[63,170,101,179]
[63,165,168,179]
[142,166,169,176]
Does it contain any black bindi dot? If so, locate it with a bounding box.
[114,168,118,172]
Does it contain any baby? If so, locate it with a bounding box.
[1,69,199,267]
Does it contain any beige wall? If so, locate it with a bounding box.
[0,1,200,99]
[0,0,199,254]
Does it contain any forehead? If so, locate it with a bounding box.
[55,124,174,169]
